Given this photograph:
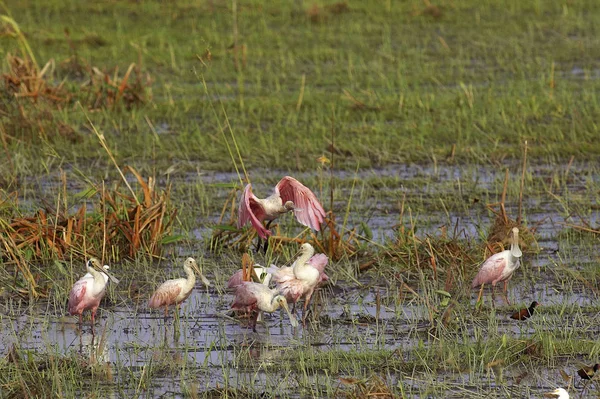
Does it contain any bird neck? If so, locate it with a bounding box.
[293,248,316,278]
[86,266,108,293]
[184,265,196,288]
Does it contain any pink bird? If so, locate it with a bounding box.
[68,258,113,334]
[270,243,329,321]
[237,176,326,241]
[231,281,298,332]
[472,227,522,305]
[149,257,211,319]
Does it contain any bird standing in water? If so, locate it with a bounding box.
[472,227,522,304]
[68,258,115,334]
[149,258,210,320]
[577,363,599,380]
[237,176,326,250]
[231,282,298,332]
[270,243,329,321]
[510,301,540,320]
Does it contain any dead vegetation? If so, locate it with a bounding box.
[337,375,396,399]
[0,167,176,298]
[0,15,151,147]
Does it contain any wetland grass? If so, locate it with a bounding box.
[2,0,600,397]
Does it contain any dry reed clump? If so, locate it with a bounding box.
[337,375,395,399]
[82,63,152,110]
[0,167,176,298]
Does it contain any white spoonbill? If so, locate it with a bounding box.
[270,243,329,321]
[472,227,522,304]
[237,176,326,240]
[231,281,298,331]
[68,258,116,334]
[148,257,210,319]
[543,388,569,399]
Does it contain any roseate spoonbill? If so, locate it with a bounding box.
[472,227,522,305]
[148,257,210,319]
[231,281,298,331]
[68,258,113,334]
[543,388,569,399]
[510,301,540,320]
[237,176,326,249]
[577,364,599,380]
[270,243,329,321]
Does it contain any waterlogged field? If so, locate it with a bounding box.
[1,1,600,398]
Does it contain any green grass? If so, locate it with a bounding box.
[2,0,600,398]
[1,0,600,180]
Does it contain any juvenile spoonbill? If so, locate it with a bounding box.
[510,301,540,320]
[231,281,298,331]
[270,243,329,321]
[148,257,210,319]
[68,258,113,334]
[237,176,326,240]
[472,227,522,304]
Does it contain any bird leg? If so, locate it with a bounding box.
[164,305,169,323]
[302,290,315,324]
[78,314,83,331]
[91,310,96,336]
[250,311,260,333]
[502,281,511,305]
[261,221,274,254]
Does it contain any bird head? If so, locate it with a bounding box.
[300,243,314,256]
[274,294,298,328]
[86,258,119,284]
[530,301,540,308]
[185,257,211,287]
[283,200,298,213]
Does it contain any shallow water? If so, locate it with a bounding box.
[3,162,600,397]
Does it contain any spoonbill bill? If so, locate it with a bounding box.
[472,227,522,304]
[148,257,210,319]
[270,243,329,321]
[510,301,540,320]
[68,258,114,334]
[231,281,298,331]
[543,388,569,398]
[237,176,326,242]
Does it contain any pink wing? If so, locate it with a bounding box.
[307,253,329,282]
[227,269,245,289]
[238,184,270,239]
[231,282,259,311]
[270,266,304,303]
[276,176,326,231]
[471,253,507,288]
[68,279,88,315]
[149,281,182,308]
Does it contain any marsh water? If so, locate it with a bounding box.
[3,162,600,398]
